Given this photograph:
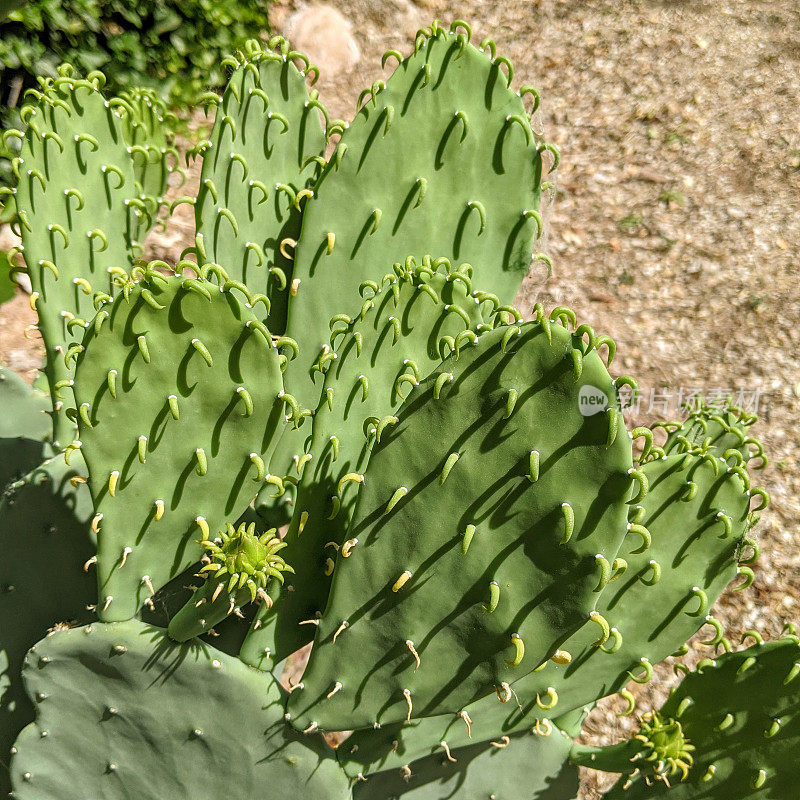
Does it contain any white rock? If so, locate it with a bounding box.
[283,4,360,76]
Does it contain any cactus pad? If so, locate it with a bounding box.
[240,258,490,668]
[194,37,327,334]
[273,22,553,487]
[13,67,138,444]
[593,631,800,797]
[351,726,578,800]
[287,312,634,730]
[72,271,287,621]
[10,619,351,800]
[342,438,760,772]
[0,454,94,796]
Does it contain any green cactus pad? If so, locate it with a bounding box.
[351,726,578,800]
[13,67,139,445]
[286,312,634,730]
[9,619,351,800]
[0,454,95,796]
[0,367,51,491]
[341,442,759,774]
[272,21,553,489]
[659,401,765,469]
[72,271,287,621]
[115,86,179,228]
[240,257,491,669]
[194,37,327,335]
[589,631,800,798]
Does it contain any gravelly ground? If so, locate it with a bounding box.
[1,1,798,796]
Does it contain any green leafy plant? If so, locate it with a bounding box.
[0,20,790,800]
[0,0,269,197]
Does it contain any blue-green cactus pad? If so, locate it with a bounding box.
[0,454,94,795]
[73,272,286,621]
[0,367,51,491]
[287,314,633,730]
[240,258,490,669]
[195,38,327,334]
[598,632,800,798]
[660,401,765,469]
[341,442,758,774]
[273,21,551,487]
[10,619,351,800]
[351,726,578,800]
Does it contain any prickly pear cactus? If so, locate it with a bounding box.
[0,455,95,796]
[337,403,765,774]
[10,67,140,445]
[115,87,180,225]
[240,257,492,668]
[0,17,789,800]
[287,312,635,730]
[72,269,289,621]
[10,619,351,800]
[269,19,556,494]
[193,37,327,335]
[576,628,800,798]
[659,400,766,468]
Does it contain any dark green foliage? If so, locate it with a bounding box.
[592,631,800,798]
[0,454,95,795]
[0,0,271,193]
[73,272,287,621]
[287,313,633,730]
[10,619,351,800]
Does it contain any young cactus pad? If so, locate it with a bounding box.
[10,619,351,800]
[589,630,800,797]
[660,401,766,469]
[240,258,491,668]
[287,311,634,730]
[168,521,293,642]
[13,67,139,445]
[194,37,327,335]
[271,21,554,487]
[72,270,288,621]
[0,454,95,796]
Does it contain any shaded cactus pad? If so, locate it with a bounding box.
[0,455,95,796]
[596,631,800,798]
[352,726,578,800]
[10,619,351,800]
[288,313,635,730]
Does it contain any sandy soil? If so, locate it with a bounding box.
[2,1,799,796]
